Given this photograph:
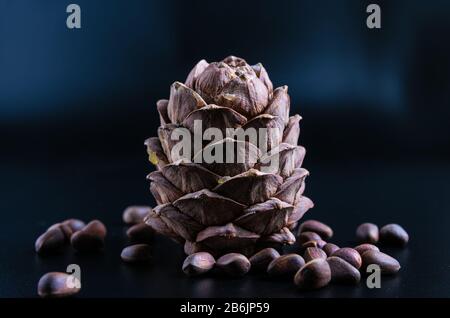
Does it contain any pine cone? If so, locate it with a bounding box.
[144,56,314,257]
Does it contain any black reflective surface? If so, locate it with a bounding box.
[1,158,449,297]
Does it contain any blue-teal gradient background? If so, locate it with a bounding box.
[1,0,449,163]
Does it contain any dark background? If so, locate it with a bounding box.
[1,0,450,297]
